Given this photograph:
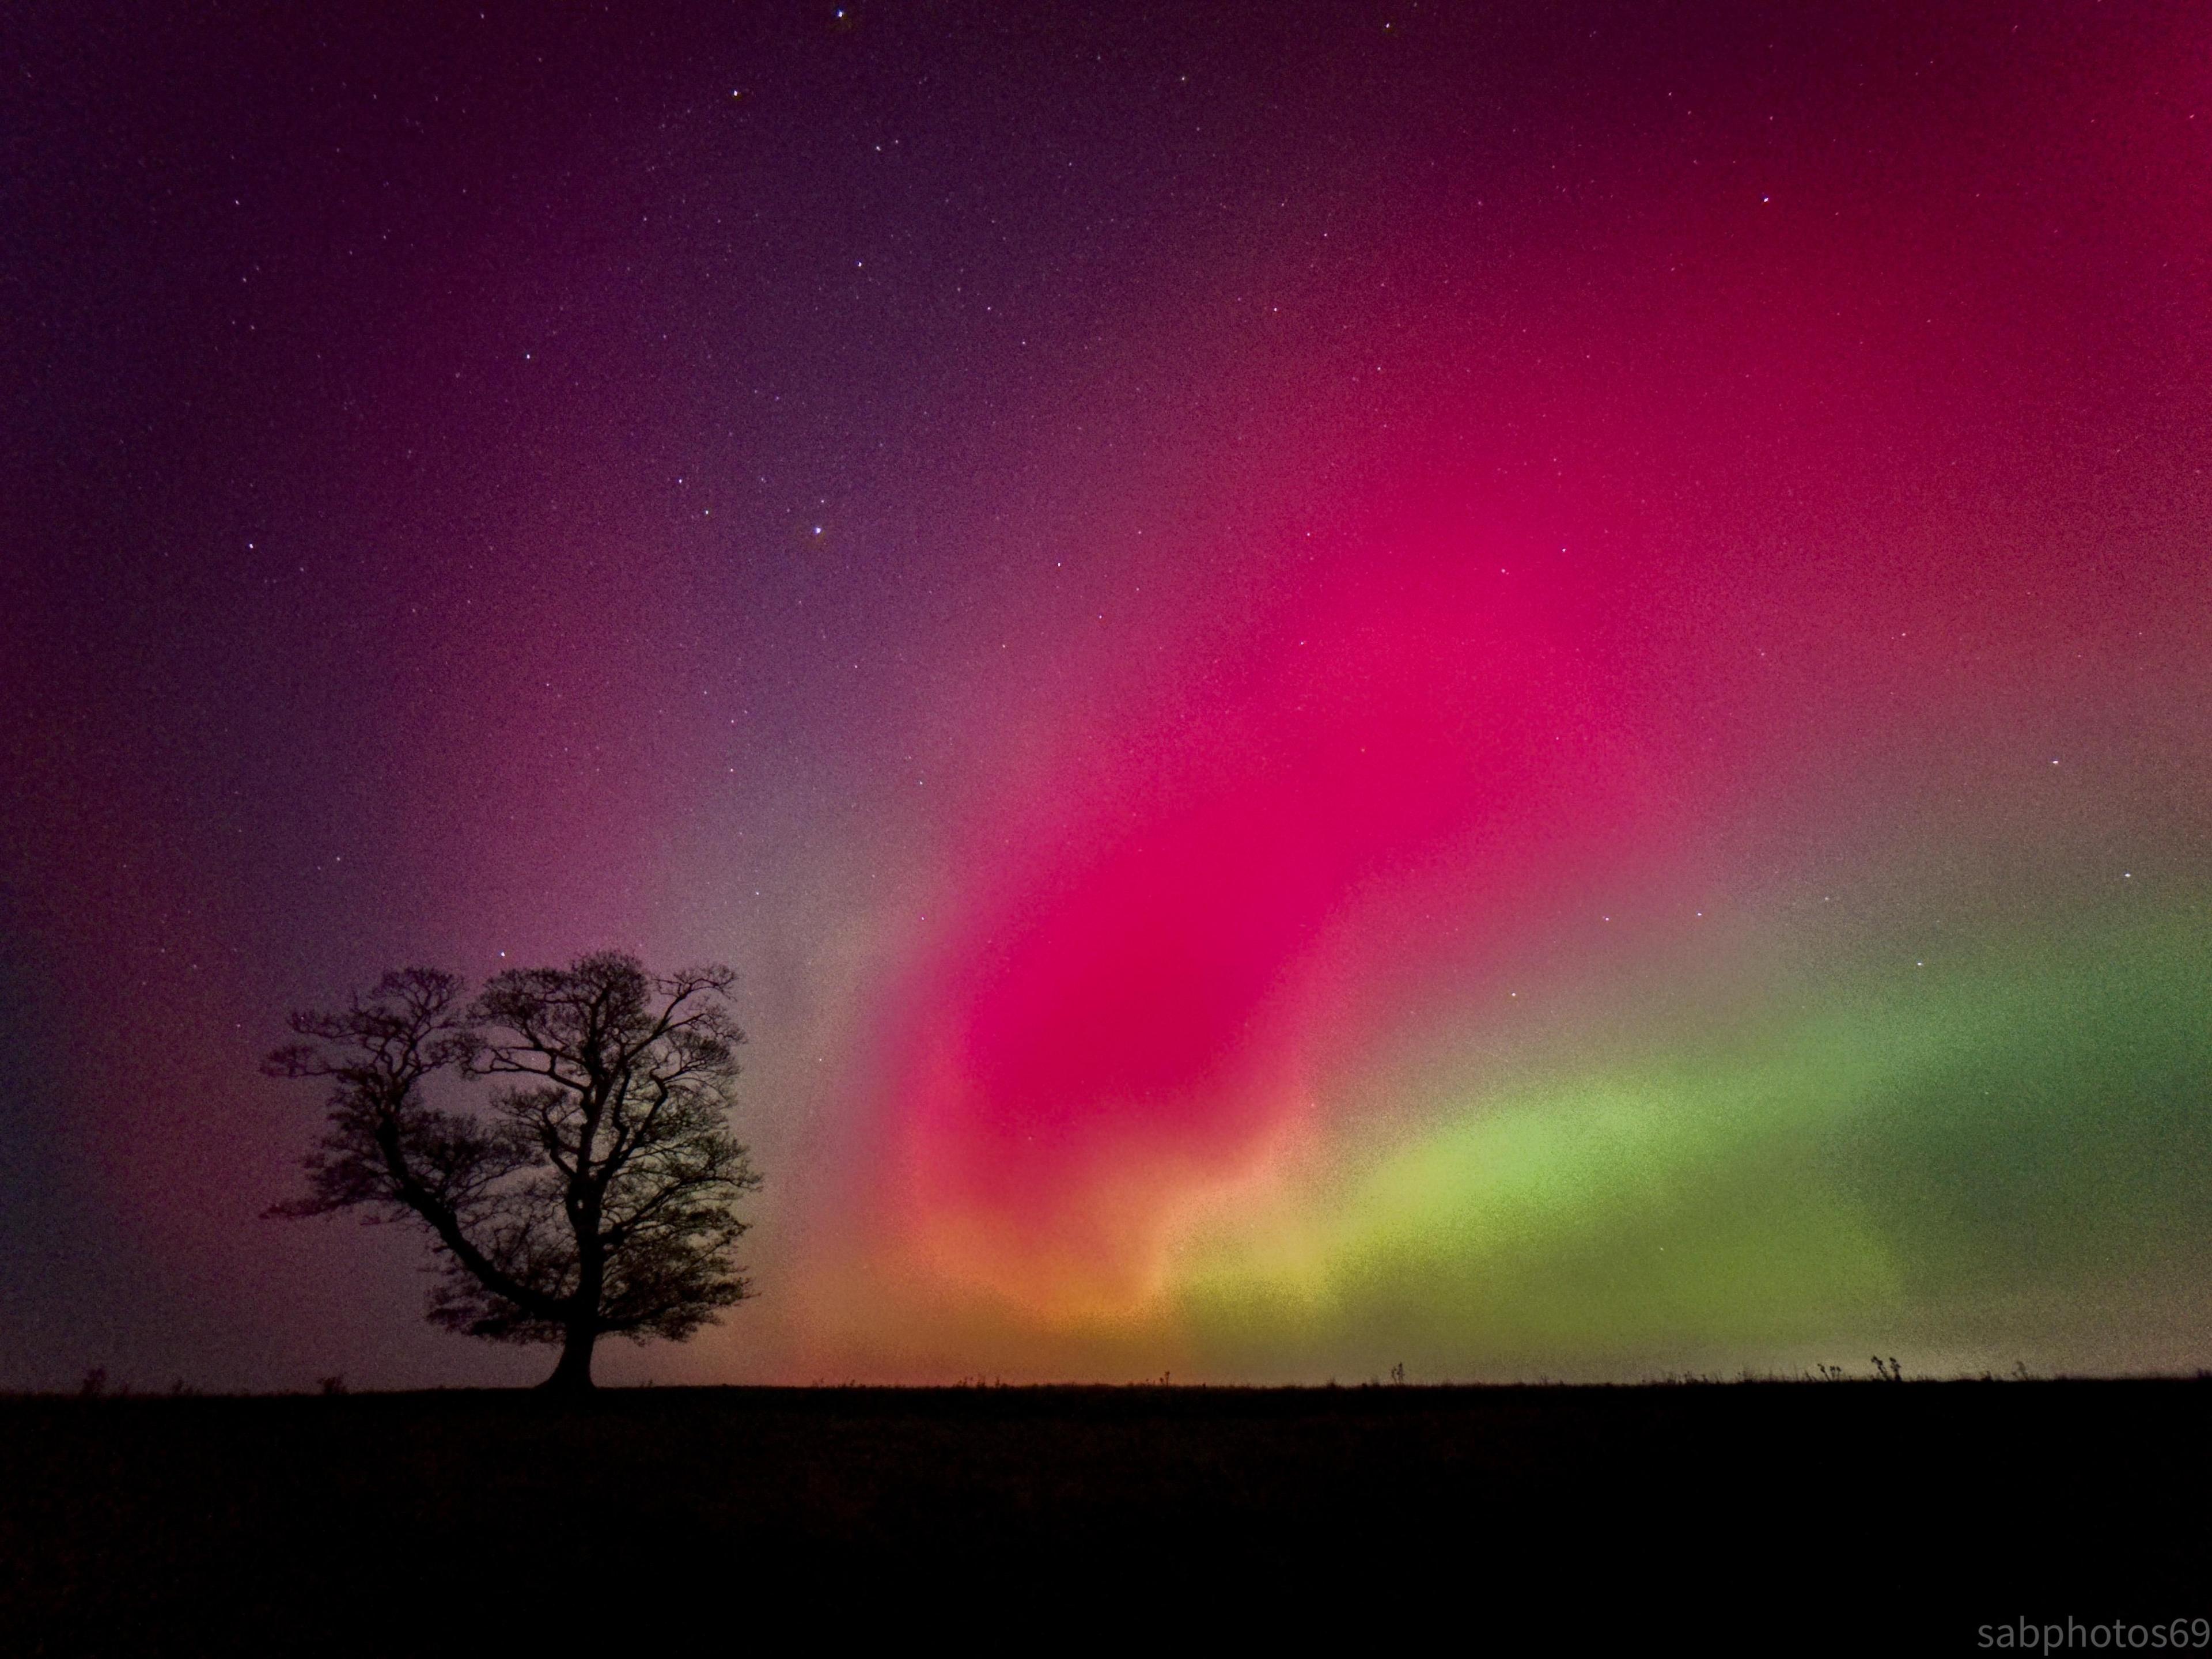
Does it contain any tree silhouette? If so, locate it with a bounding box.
[267,953,759,1391]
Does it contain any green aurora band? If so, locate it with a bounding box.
[1175,904,2212,1378]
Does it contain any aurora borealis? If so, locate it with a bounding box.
[5,2,2210,1391]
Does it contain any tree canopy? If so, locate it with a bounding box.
[268,953,759,1389]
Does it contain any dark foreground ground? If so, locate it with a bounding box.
[3,1379,2206,1653]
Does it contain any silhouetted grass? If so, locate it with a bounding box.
[2,1377,2205,1652]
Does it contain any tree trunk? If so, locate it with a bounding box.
[540,1324,597,1392]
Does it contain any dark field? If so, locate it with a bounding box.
[3,1380,2206,1652]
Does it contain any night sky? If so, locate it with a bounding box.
[4,2,2209,1391]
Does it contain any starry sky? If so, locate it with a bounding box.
[3,1,2209,1391]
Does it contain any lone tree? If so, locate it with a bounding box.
[267,953,759,1391]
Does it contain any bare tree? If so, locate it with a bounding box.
[267,953,759,1391]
